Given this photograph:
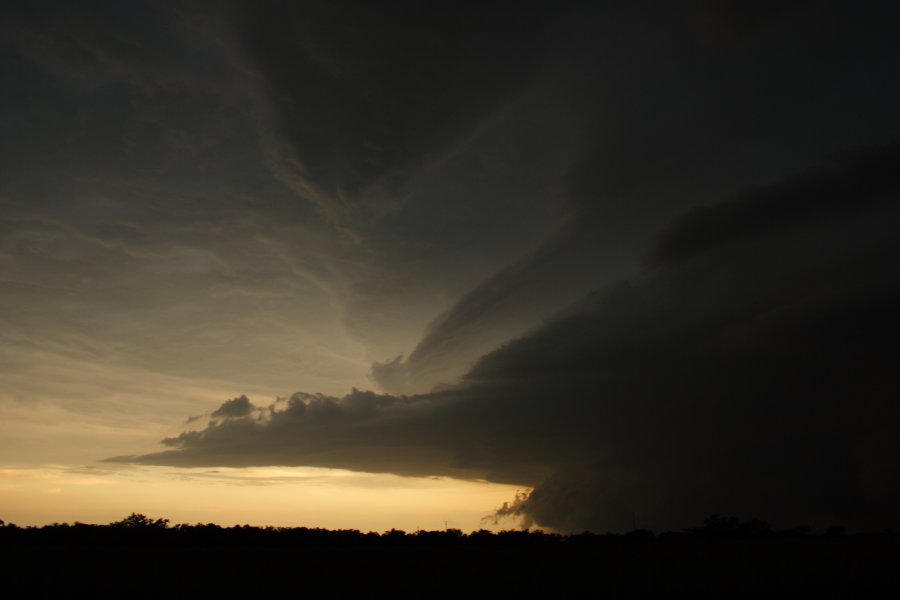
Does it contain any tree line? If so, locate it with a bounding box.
[0,514,892,546]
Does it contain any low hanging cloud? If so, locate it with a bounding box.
[210,395,255,419]
[116,388,489,480]
[112,143,900,532]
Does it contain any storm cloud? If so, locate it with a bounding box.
[117,143,900,532]
[369,0,900,395]
[4,0,900,532]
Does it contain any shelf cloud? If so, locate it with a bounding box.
[114,144,900,531]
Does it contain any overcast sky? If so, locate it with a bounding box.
[2,0,899,532]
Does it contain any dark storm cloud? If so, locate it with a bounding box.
[237,0,570,231]
[210,395,255,419]
[6,0,899,393]
[370,0,900,394]
[119,388,476,479]
[647,144,900,267]
[6,0,900,532]
[370,224,608,394]
[116,144,900,532]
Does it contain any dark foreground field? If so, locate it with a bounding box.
[3,517,899,598]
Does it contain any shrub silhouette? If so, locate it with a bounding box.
[110,513,169,529]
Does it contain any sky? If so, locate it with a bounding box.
[2,0,899,533]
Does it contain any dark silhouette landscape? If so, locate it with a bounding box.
[4,514,899,597]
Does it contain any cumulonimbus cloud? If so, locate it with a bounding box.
[112,144,900,533]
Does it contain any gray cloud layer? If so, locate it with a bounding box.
[369,0,900,394]
[5,0,900,531]
[0,1,577,401]
[116,143,900,532]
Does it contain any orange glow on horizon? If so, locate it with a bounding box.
[0,465,527,533]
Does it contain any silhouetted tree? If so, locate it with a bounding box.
[110,513,169,529]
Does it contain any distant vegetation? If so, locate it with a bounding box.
[0,513,889,544]
[4,514,898,597]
